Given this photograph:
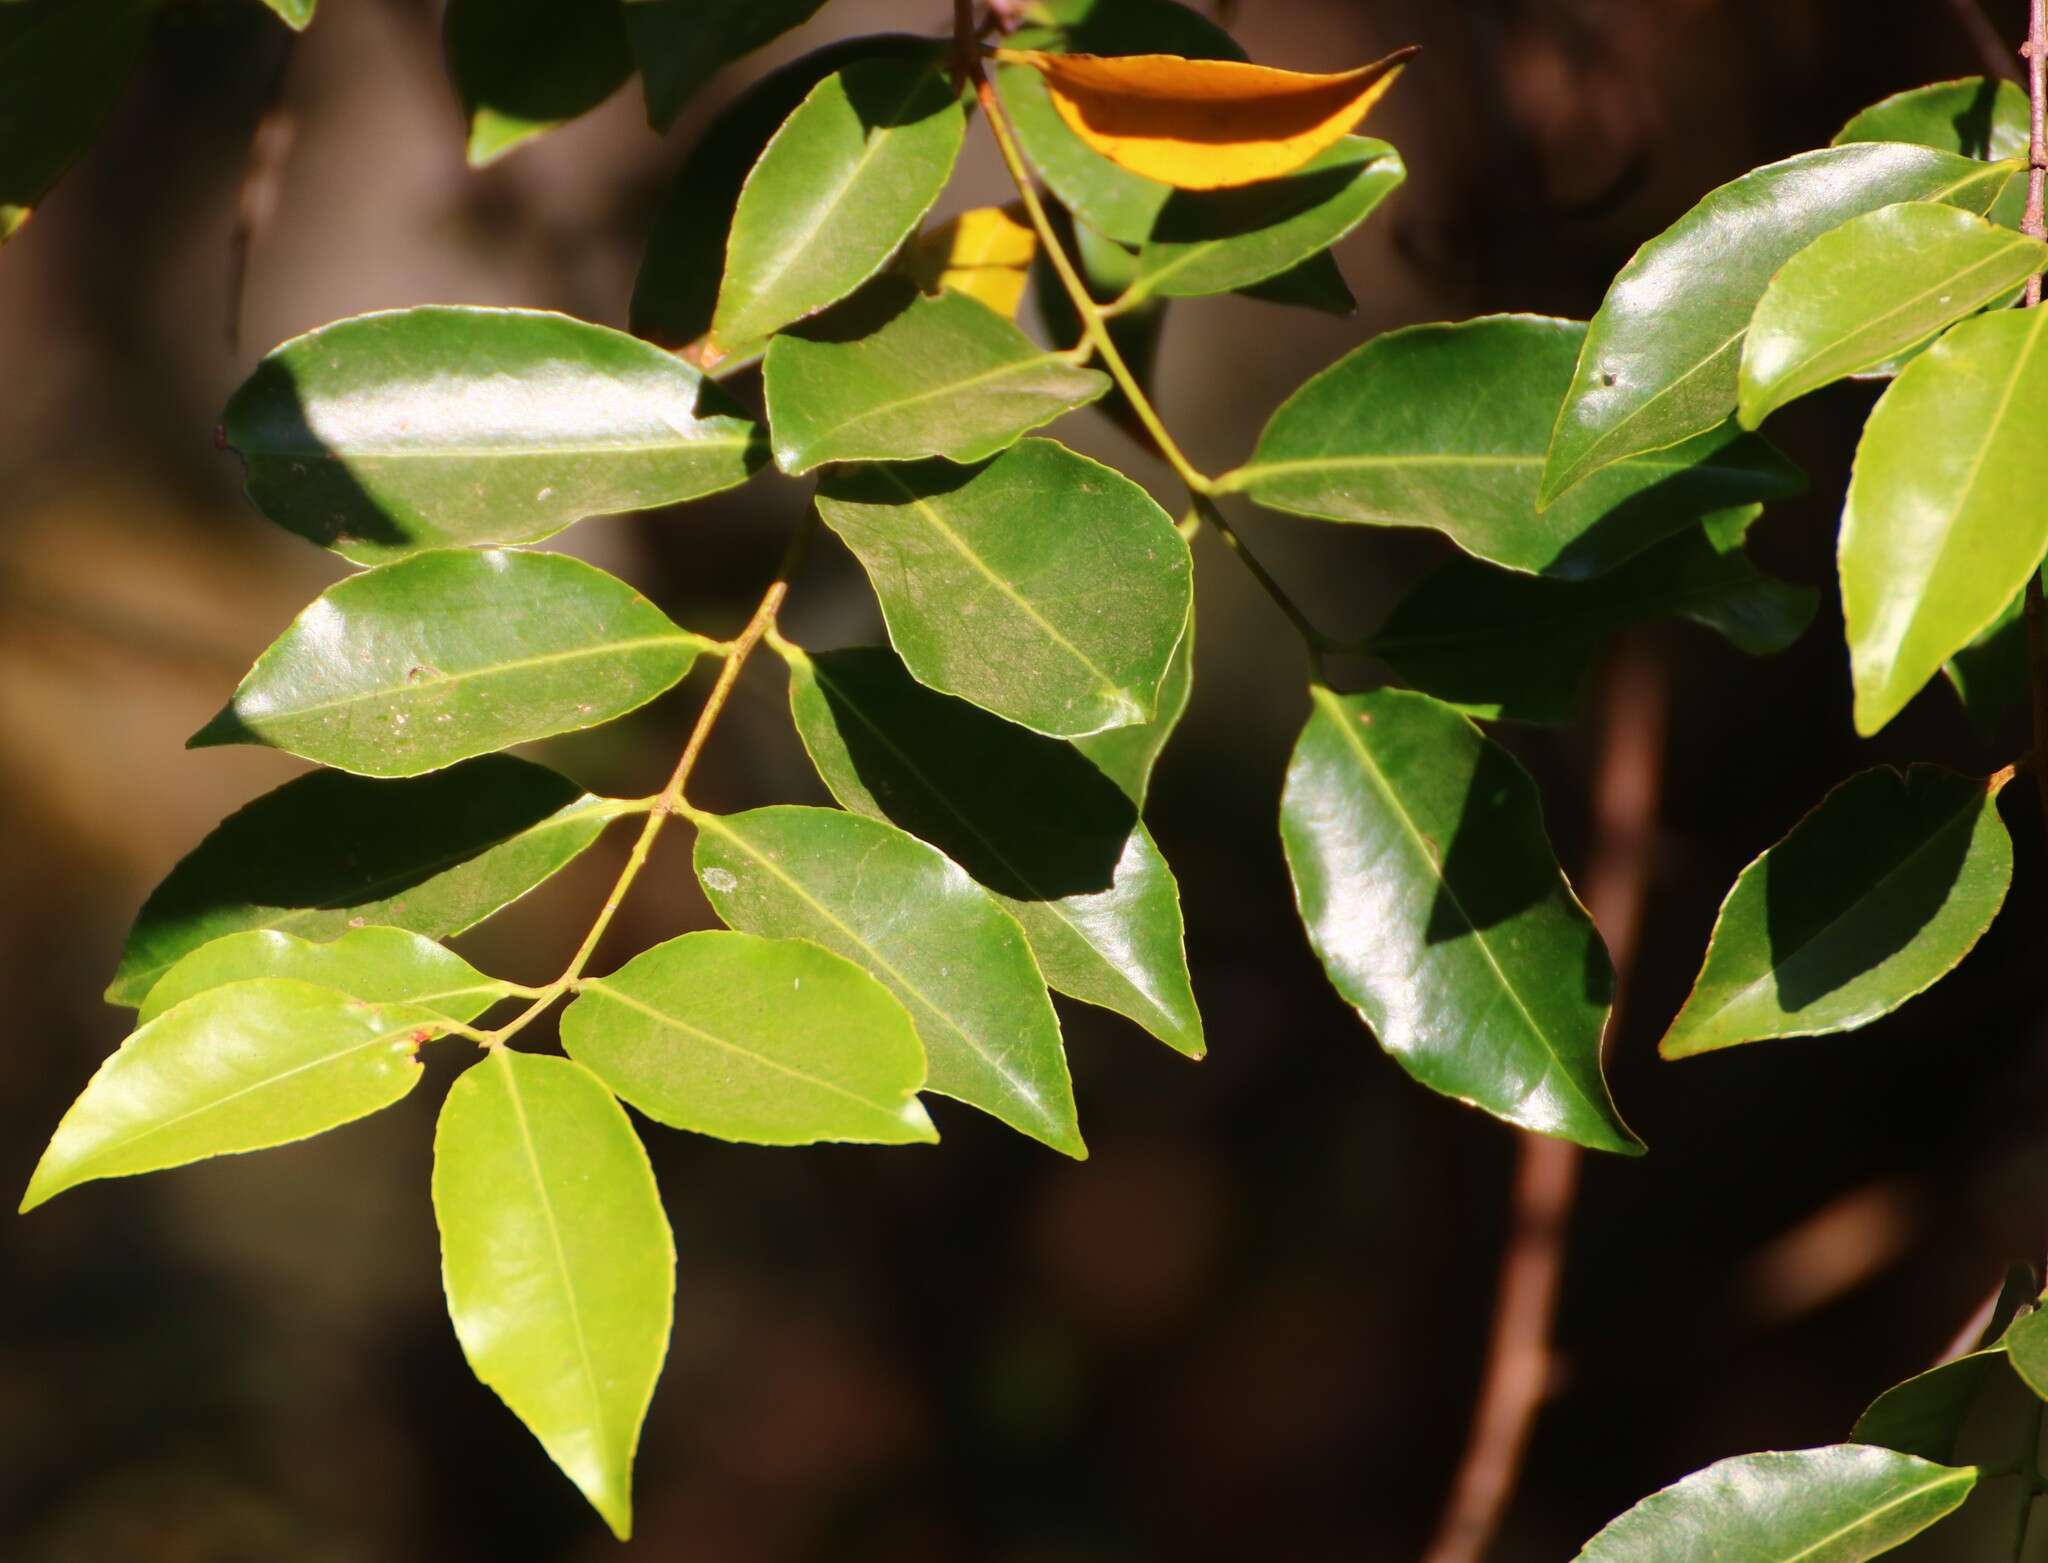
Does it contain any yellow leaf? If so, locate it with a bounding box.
[997,46,1416,191]
[899,203,1039,320]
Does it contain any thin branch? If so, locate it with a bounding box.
[1947,0,2026,81]
[2024,1,2048,840]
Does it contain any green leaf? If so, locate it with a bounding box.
[711,53,966,353]
[444,0,633,166]
[1541,144,2016,504]
[1279,686,1640,1154]
[1073,600,1193,805]
[1739,204,2047,427]
[1369,505,1815,724]
[816,439,1193,738]
[1233,249,1355,315]
[563,930,936,1145]
[763,279,1110,474]
[1032,208,1173,454]
[1572,1446,1976,1563]
[2004,1308,2048,1401]
[193,550,708,778]
[785,644,1202,1056]
[1660,766,2012,1059]
[224,306,765,564]
[23,979,439,1212]
[994,0,1244,246]
[434,1049,673,1540]
[0,0,157,244]
[1945,582,2030,742]
[257,0,314,26]
[108,757,623,1007]
[692,805,1083,1156]
[1835,78,2033,162]
[1220,315,1803,579]
[1853,1350,2013,1464]
[1841,308,2048,734]
[623,0,829,130]
[1127,137,1404,301]
[138,926,514,1027]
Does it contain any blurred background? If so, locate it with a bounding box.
[7,0,2048,1558]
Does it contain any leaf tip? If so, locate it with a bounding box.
[186,705,252,753]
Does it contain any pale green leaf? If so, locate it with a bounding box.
[138,927,515,1027]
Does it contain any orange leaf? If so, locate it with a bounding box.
[996,46,1416,191]
[900,204,1038,320]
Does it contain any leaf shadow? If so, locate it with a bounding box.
[1148,154,1379,245]
[1946,77,2007,160]
[233,357,412,554]
[840,54,960,136]
[783,275,922,344]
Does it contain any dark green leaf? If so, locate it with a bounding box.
[1032,207,1173,454]
[1834,78,2032,162]
[0,0,157,244]
[1542,145,2016,504]
[108,757,625,1007]
[225,306,765,564]
[1853,1351,2012,1464]
[1233,249,1355,315]
[1073,601,1193,805]
[623,0,829,130]
[785,644,1202,1056]
[1661,766,2012,1059]
[1945,582,2029,742]
[1280,686,1639,1154]
[434,1049,672,1540]
[763,279,1109,473]
[23,979,440,1212]
[193,549,709,778]
[693,804,1083,1156]
[138,926,514,1027]
[563,930,937,1145]
[816,439,1193,738]
[444,0,633,166]
[1221,315,1803,579]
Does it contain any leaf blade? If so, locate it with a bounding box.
[138,927,514,1027]
[444,0,632,165]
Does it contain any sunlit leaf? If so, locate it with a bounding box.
[257,0,314,26]
[1835,77,2032,162]
[1073,601,1193,805]
[138,927,515,1028]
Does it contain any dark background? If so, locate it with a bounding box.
[6,1,2048,1558]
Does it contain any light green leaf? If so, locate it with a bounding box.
[1220,316,1803,579]
[1834,78,2032,162]
[224,306,765,564]
[623,0,828,130]
[692,805,1083,1156]
[108,757,625,1007]
[1128,137,1404,301]
[1541,144,2016,504]
[763,279,1110,473]
[433,1049,673,1540]
[563,930,936,1145]
[138,927,515,1027]
[1280,686,1640,1154]
[2004,1307,2048,1401]
[1660,766,2012,1059]
[1573,1446,1976,1563]
[444,0,633,166]
[816,439,1192,738]
[0,0,157,244]
[785,644,1202,1056]
[193,550,709,778]
[1841,308,2048,734]
[1739,204,2047,427]
[1073,600,1192,805]
[1853,1350,2013,1464]
[23,979,439,1212]
[711,53,966,352]
[1370,505,1814,724]
[257,0,314,26]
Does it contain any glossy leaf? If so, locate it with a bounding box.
[898,204,1038,320]
[1739,204,2047,427]
[623,0,828,130]
[1280,686,1639,1154]
[1841,308,2048,734]
[434,1049,672,1540]
[0,0,157,244]
[710,54,966,353]
[22,979,439,1212]
[815,439,1193,738]
[444,0,633,166]
[563,930,936,1145]
[1946,583,2029,741]
[1853,1351,2013,1464]
[1835,77,2032,162]
[225,307,765,564]
[1221,316,1804,579]
[693,805,1083,1156]
[1370,505,1814,724]
[139,926,512,1027]
[108,757,622,1007]
[997,46,1413,191]
[1572,1446,1976,1563]
[785,644,1202,1056]
[1660,766,2012,1059]
[763,280,1109,473]
[1541,144,2015,504]
[1074,601,1193,805]
[2005,1308,2048,1402]
[257,0,313,26]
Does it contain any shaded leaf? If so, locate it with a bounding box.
[898,203,1038,319]
[815,439,1193,738]
[225,307,765,564]
[1853,1351,2012,1464]
[0,0,157,244]
[139,926,513,1027]
[434,1049,672,1540]
[193,550,709,778]
[1232,248,1355,314]
[2005,1308,2048,1402]
[444,0,632,166]
[1945,582,2030,742]
[1074,601,1193,805]
[693,805,1083,1156]
[1032,207,1174,452]
[1834,78,2032,162]
[623,0,828,130]
[1280,685,1639,1153]
[563,930,936,1145]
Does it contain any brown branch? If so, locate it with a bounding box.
[1947,0,2026,81]
[1420,640,1667,1563]
[2025,1,2048,832]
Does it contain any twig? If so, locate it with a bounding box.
[2024,1,2048,838]
[226,40,299,352]
[1420,641,1667,1563]
[1947,0,2026,81]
